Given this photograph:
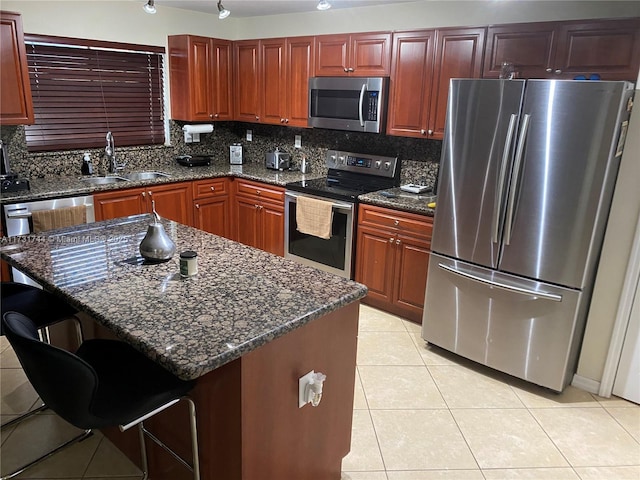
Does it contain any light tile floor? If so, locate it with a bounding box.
[2,304,639,479]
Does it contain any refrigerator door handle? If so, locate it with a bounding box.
[493,113,518,243]
[504,113,531,245]
[438,262,563,302]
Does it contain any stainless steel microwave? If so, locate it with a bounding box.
[308,76,388,133]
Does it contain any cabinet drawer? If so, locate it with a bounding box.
[235,179,284,202]
[193,177,229,199]
[359,204,433,237]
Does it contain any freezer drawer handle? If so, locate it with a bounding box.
[438,263,562,302]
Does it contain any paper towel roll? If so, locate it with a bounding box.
[183,124,214,134]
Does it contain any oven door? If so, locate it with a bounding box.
[285,191,354,279]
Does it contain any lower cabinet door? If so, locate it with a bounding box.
[94,188,145,221]
[261,202,284,256]
[193,197,230,239]
[235,197,261,249]
[355,227,395,304]
[147,183,193,226]
[393,234,430,322]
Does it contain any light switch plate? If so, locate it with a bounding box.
[246,130,252,141]
[298,370,315,408]
[294,135,302,149]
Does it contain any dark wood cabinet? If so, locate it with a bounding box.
[355,204,433,323]
[233,179,285,256]
[387,27,485,139]
[315,32,391,76]
[0,11,34,125]
[484,18,640,80]
[285,36,315,127]
[94,182,193,226]
[248,36,314,127]
[192,177,231,239]
[168,35,233,122]
[234,40,261,123]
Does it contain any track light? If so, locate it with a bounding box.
[217,0,230,19]
[143,0,156,14]
[317,0,331,10]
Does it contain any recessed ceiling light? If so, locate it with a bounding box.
[317,0,331,11]
[143,0,156,14]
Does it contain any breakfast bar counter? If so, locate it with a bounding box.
[0,215,367,479]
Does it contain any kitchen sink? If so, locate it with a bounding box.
[123,171,171,181]
[81,176,129,185]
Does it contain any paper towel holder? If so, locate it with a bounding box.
[183,124,214,143]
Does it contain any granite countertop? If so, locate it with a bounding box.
[359,187,436,216]
[1,160,435,216]
[0,215,367,380]
[0,160,325,205]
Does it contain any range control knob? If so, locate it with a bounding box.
[384,161,391,170]
[375,160,382,169]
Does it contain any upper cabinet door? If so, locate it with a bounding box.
[387,30,435,138]
[483,22,556,79]
[211,39,234,121]
[429,27,486,139]
[0,11,34,125]
[554,18,640,81]
[286,36,315,127]
[189,36,214,121]
[234,40,261,123]
[349,32,391,76]
[315,34,350,75]
[315,32,391,76]
[261,38,287,125]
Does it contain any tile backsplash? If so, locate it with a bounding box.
[1,121,441,187]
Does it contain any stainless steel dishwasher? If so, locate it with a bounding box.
[3,196,95,285]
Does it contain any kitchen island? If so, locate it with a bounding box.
[0,215,367,480]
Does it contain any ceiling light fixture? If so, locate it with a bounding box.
[317,0,331,10]
[217,0,230,19]
[143,0,156,14]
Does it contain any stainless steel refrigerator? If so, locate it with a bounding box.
[422,79,634,392]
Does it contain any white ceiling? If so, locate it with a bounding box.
[157,0,421,18]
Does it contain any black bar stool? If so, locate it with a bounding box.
[1,281,83,429]
[2,311,200,480]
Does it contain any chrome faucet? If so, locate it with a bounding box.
[105,131,125,174]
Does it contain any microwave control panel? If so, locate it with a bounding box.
[365,92,379,121]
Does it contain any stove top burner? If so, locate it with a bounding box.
[285,150,400,202]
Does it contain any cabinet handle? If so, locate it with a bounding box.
[214,113,219,118]
[394,219,399,226]
[389,238,394,243]
[343,67,349,72]
[280,118,285,123]
[285,118,289,124]
[420,129,426,135]
[396,239,401,245]
[210,186,215,191]
[554,69,562,74]
[348,67,354,72]
[545,67,553,73]
[256,190,261,195]
[148,191,153,196]
[428,129,433,135]
[141,192,146,198]
[195,203,200,209]
[255,115,260,120]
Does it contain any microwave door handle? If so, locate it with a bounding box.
[358,84,366,127]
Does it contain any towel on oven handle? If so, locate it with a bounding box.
[296,196,333,240]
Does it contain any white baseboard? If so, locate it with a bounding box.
[571,374,601,395]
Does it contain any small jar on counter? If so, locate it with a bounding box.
[179,250,198,277]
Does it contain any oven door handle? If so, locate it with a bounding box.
[285,191,353,211]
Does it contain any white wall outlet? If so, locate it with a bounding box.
[246,130,252,141]
[294,135,302,149]
[298,370,315,408]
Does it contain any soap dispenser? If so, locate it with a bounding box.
[81,153,93,175]
[139,201,176,263]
